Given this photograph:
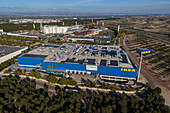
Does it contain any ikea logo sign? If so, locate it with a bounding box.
[141,51,151,55]
[121,68,135,72]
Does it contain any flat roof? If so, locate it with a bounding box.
[75,30,93,33]
[22,54,47,59]
[0,45,24,58]
[23,43,135,68]
[66,36,113,41]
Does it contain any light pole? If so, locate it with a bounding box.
[137,54,143,81]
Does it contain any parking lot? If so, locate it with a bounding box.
[71,74,97,84]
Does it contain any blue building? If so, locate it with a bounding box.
[18,44,137,81]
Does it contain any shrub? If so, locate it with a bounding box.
[27,71,41,79]
[145,82,151,88]
[4,70,10,74]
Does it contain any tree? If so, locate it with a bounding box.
[13,70,22,75]
[153,87,162,95]
[145,82,151,88]
[0,76,169,113]
[101,82,107,89]
[129,96,140,113]
[118,94,127,113]
[91,82,96,87]
[84,81,91,87]
[4,70,10,74]
[28,71,41,79]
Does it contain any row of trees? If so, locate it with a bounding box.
[0,23,35,32]
[23,72,140,91]
[0,23,49,32]
[83,80,140,91]
[44,74,141,91]
[1,35,42,42]
[46,75,77,86]
[0,38,31,46]
[0,76,169,113]
[27,71,41,79]
[0,57,15,72]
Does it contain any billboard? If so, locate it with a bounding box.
[86,65,98,71]
[137,48,152,55]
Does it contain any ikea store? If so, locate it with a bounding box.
[18,44,137,81]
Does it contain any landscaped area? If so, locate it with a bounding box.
[126,34,170,83]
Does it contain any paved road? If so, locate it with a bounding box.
[124,28,170,45]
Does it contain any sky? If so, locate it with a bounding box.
[0,0,170,14]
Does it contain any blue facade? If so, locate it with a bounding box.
[42,62,137,79]
[18,56,137,79]
[18,57,45,69]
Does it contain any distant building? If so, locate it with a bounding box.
[7,32,39,39]
[66,36,113,43]
[70,25,84,31]
[73,27,108,36]
[0,29,3,32]
[43,25,70,34]
[9,19,61,24]
[42,25,84,34]
[0,29,6,35]
[0,29,3,35]
[74,30,94,36]
[0,45,28,64]
[6,32,54,39]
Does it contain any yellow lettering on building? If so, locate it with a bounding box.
[142,51,151,54]
[121,68,136,72]
[146,51,150,53]
[124,69,127,71]
[132,69,135,72]
[141,52,145,54]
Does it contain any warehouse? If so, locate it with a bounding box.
[73,30,94,36]
[43,25,70,34]
[7,32,39,39]
[18,44,137,81]
[66,36,113,43]
[0,45,28,64]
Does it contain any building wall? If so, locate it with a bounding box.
[74,31,94,35]
[0,47,28,64]
[43,26,69,34]
[18,56,137,79]
[18,57,45,69]
[68,38,94,42]
[42,62,137,79]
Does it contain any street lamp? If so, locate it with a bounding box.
[136,48,152,82]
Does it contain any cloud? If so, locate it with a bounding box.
[32,9,37,12]
[77,0,102,4]
[48,8,57,10]
[3,6,15,9]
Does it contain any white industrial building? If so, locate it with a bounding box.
[0,45,28,64]
[0,29,6,35]
[0,29,3,33]
[43,25,70,34]
[7,33,39,39]
[42,25,84,34]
